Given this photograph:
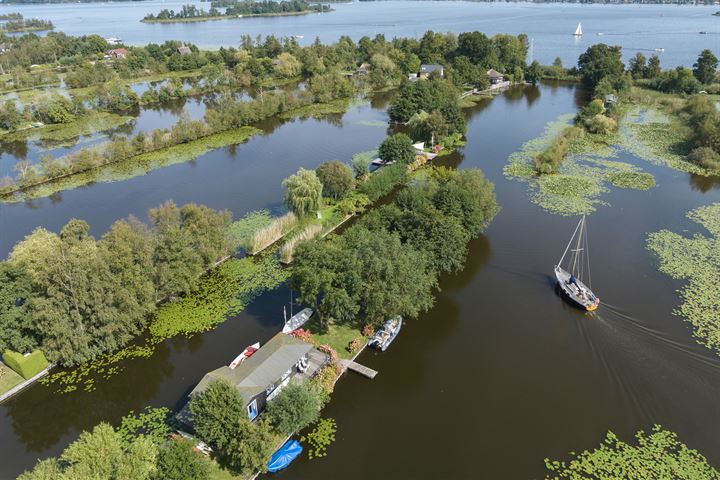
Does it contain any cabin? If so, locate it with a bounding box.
[419,64,444,79]
[178,333,328,428]
[177,46,192,56]
[106,48,129,59]
[487,69,505,85]
[356,62,370,76]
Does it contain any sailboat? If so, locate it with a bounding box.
[574,22,583,36]
[554,215,600,311]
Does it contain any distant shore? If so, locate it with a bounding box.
[141,10,323,24]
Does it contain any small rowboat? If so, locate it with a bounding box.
[229,342,260,369]
[282,308,313,334]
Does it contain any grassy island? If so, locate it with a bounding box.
[142,1,331,23]
[0,14,53,32]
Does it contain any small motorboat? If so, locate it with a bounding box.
[282,307,313,334]
[654,48,665,52]
[368,316,402,351]
[229,342,260,369]
[554,215,600,312]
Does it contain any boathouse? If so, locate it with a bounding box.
[178,333,327,427]
[487,69,505,85]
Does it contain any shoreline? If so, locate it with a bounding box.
[141,10,324,24]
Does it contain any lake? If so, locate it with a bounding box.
[0,1,717,67]
[1,81,720,479]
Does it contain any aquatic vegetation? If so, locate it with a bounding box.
[249,212,298,255]
[2,126,261,203]
[280,223,323,264]
[117,406,173,447]
[150,255,290,339]
[301,418,337,460]
[545,425,718,480]
[2,112,132,146]
[504,113,656,215]
[279,98,351,120]
[228,210,273,250]
[647,203,720,355]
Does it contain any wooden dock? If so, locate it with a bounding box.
[339,359,378,379]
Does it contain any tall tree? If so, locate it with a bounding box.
[628,52,647,79]
[379,133,416,164]
[315,161,354,200]
[646,55,662,79]
[693,49,719,85]
[577,44,625,91]
[282,168,323,217]
[0,262,35,353]
[526,60,542,86]
[265,381,325,434]
[189,379,247,451]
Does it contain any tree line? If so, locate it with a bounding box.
[143,1,330,22]
[0,201,233,366]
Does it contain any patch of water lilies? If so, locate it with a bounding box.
[647,203,720,355]
[504,113,656,216]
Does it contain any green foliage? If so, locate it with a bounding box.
[350,149,376,178]
[545,425,719,480]
[0,262,35,354]
[225,419,277,475]
[647,203,720,355]
[283,168,323,217]
[301,418,337,460]
[358,163,408,202]
[265,381,326,434]
[534,126,584,174]
[526,60,542,86]
[316,160,354,200]
[18,423,158,480]
[379,133,416,164]
[2,349,49,379]
[117,406,173,448]
[388,76,465,136]
[190,379,248,451]
[228,210,273,250]
[577,43,625,91]
[693,49,718,85]
[154,437,211,480]
[606,171,656,190]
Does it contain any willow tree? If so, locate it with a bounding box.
[282,168,323,218]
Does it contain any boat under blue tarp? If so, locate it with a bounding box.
[267,439,303,473]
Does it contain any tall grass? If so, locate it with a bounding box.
[280,223,323,264]
[534,126,584,174]
[249,212,298,254]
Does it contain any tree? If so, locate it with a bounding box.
[154,438,211,480]
[274,52,301,78]
[225,420,276,475]
[315,161,354,200]
[19,423,158,480]
[693,49,718,85]
[379,133,415,164]
[0,100,23,130]
[577,44,625,91]
[265,381,325,434]
[0,262,36,354]
[526,60,542,86]
[628,52,647,79]
[646,55,661,79]
[189,379,247,451]
[282,168,323,217]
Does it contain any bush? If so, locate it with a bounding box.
[290,328,314,344]
[317,344,338,363]
[336,194,370,216]
[378,133,416,165]
[359,163,408,202]
[265,381,325,434]
[689,147,720,171]
[154,437,211,480]
[584,114,617,134]
[347,338,362,354]
[2,349,49,380]
[534,126,584,174]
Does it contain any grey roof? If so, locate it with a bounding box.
[420,64,443,73]
[189,333,312,404]
[487,69,504,78]
[177,46,192,55]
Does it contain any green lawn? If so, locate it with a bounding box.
[305,318,364,360]
[0,361,24,396]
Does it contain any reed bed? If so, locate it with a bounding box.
[249,212,298,255]
[280,223,323,264]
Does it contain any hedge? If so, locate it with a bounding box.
[2,349,50,380]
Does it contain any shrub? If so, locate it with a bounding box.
[347,338,362,354]
[317,344,338,363]
[362,324,374,337]
[336,194,370,216]
[359,163,408,201]
[154,437,211,480]
[584,114,617,134]
[314,364,341,394]
[290,328,314,344]
[689,147,720,171]
[2,349,49,380]
[534,126,584,174]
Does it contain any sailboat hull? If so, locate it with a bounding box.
[554,266,599,311]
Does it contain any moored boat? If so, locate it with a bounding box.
[282,307,313,334]
[368,316,402,351]
[554,215,600,312]
[229,342,260,369]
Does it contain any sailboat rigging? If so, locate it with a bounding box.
[554,215,599,311]
[574,22,583,36]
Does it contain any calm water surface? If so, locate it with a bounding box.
[1,83,720,479]
[0,1,717,66]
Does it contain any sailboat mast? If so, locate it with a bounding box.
[557,216,583,267]
[571,216,585,276]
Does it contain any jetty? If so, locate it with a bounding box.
[339,359,378,379]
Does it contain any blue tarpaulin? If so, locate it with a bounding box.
[267,439,303,473]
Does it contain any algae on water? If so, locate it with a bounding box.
[647,203,720,356]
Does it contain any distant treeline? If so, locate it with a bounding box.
[1,0,147,3]
[0,16,54,32]
[143,1,330,22]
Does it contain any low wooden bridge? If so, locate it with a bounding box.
[339,359,378,379]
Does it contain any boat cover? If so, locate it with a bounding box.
[267,439,303,472]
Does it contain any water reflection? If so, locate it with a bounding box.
[688,173,720,193]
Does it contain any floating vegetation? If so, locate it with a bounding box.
[357,120,387,128]
[504,113,656,216]
[3,126,262,204]
[301,417,337,460]
[279,98,351,120]
[647,203,720,356]
[228,210,273,251]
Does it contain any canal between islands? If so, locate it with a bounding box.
[1,83,720,478]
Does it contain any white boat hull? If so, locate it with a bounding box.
[554,266,599,311]
[229,342,260,369]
